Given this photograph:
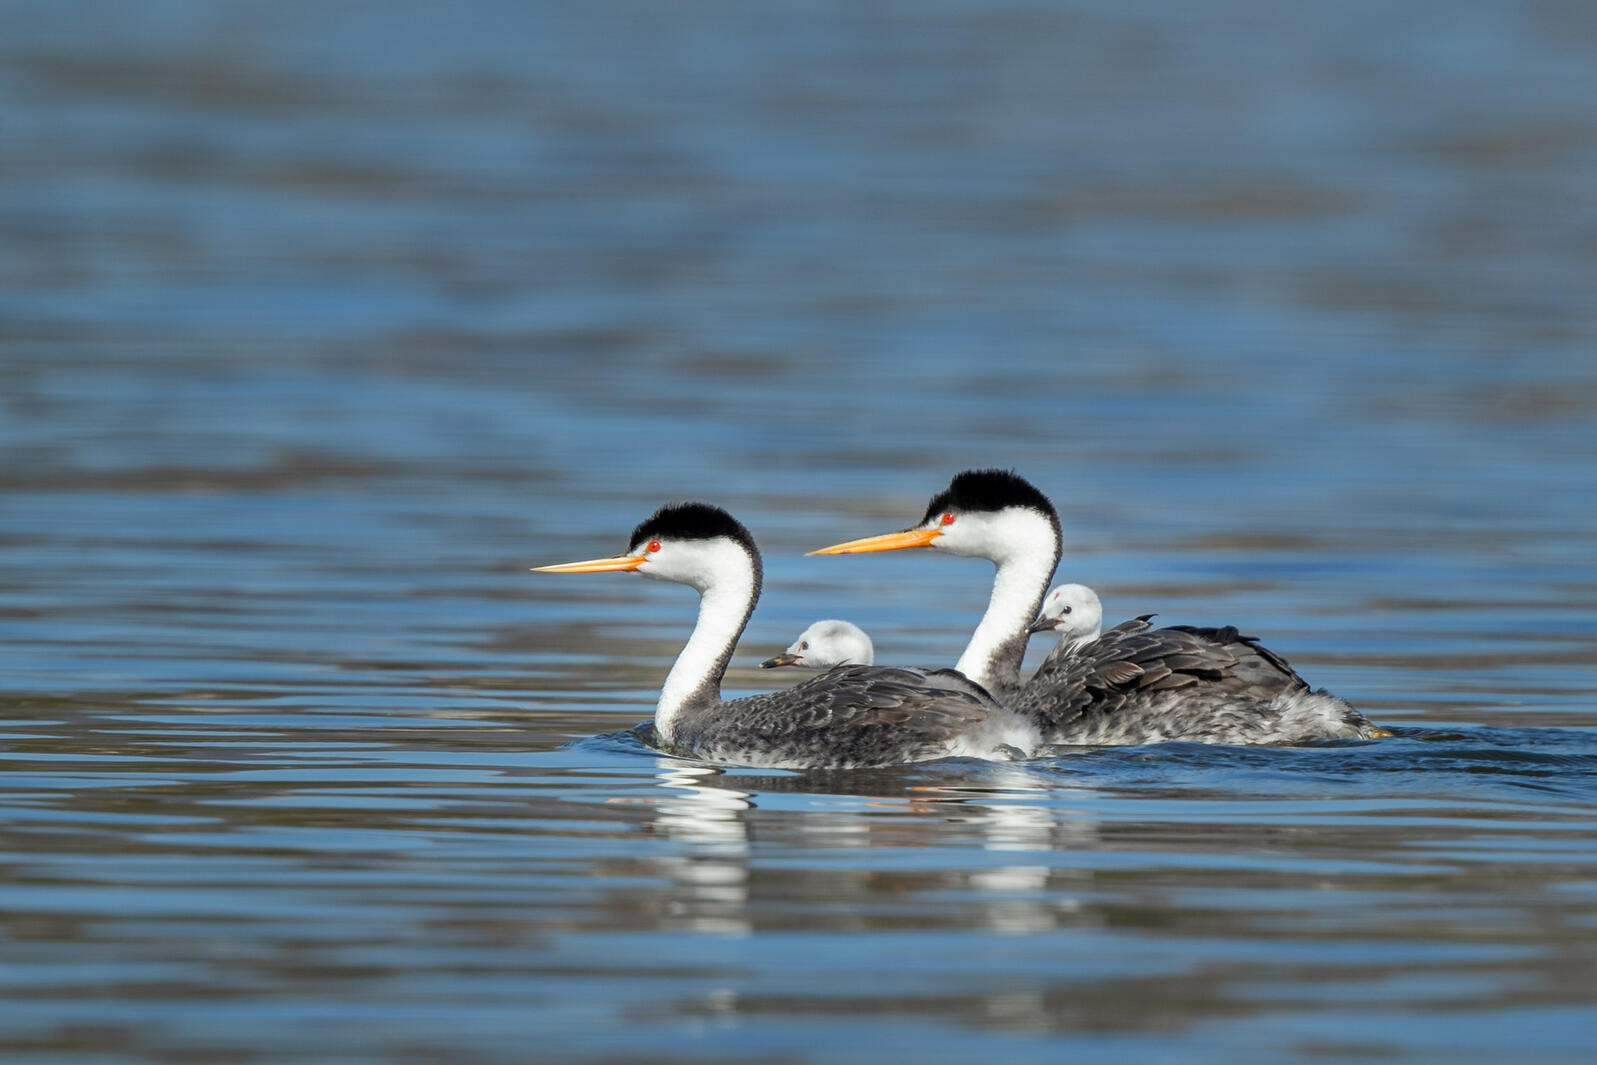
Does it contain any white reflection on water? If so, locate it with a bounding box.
[641,763,1112,937]
[651,763,754,851]
[649,762,753,936]
[966,795,1061,936]
[950,773,1097,935]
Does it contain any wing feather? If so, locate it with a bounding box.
[1016,613,1315,734]
[681,665,1002,768]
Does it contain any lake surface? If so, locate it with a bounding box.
[3,1,1596,1062]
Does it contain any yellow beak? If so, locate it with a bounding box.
[531,554,647,574]
[806,527,943,556]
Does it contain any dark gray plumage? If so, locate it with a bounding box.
[671,665,1009,768]
[1014,615,1389,745]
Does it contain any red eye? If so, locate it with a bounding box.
[647,540,661,553]
[940,512,955,525]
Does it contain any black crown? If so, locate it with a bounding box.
[629,502,756,552]
[919,468,1057,525]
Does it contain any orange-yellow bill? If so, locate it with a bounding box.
[806,527,942,556]
[531,554,646,574]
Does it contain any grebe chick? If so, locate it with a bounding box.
[760,619,874,669]
[1026,583,1103,661]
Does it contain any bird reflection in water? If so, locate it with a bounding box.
[647,763,754,936]
[638,762,1102,940]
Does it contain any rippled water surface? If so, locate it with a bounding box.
[3,1,1597,1062]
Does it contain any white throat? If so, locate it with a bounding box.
[949,512,1060,694]
[651,540,759,742]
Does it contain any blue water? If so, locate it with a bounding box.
[3,1,1597,1062]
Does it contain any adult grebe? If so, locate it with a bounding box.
[811,470,1388,745]
[809,469,1061,701]
[760,619,874,669]
[534,502,1040,768]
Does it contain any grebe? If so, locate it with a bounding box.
[809,469,1060,701]
[760,619,874,669]
[534,502,1040,768]
[1027,583,1104,660]
[811,470,1388,745]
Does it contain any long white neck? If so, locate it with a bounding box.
[951,513,1060,695]
[654,543,760,743]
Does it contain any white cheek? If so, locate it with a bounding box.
[635,549,692,583]
[637,538,752,592]
[932,522,973,555]
[641,553,689,584]
[938,513,1001,558]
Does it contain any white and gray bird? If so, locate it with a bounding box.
[811,469,1388,746]
[1026,583,1104,660]
[534,502,1041,769]
[760,619,874,670]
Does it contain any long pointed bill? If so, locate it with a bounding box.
[531,554,646,574]
[806,527,942,556]
[759,652,802,669]
[1025,616,1056,635]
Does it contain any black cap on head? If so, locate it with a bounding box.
[919,469,1057,525]
[629,502,757,554]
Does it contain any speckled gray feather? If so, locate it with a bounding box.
[671,665,1005,769]
[1013,617,1386,745]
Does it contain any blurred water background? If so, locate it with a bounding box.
[3,1,1597,1062]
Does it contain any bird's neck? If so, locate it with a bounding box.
[655,560,760,743]
[954,538,1059,695]
[1064,632,1095,655]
